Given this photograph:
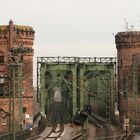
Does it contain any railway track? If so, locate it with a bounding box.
[71,133,82,140]
[43,124,65,140]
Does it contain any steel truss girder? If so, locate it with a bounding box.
[37,57,116,64]
[37,57,116,102]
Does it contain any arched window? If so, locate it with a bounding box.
[0,52,4,63]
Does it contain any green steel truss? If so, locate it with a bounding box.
[37,57,116,121]
[8,63,23,139]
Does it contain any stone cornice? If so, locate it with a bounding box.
[115,31,140,48]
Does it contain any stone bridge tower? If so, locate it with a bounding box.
[115,31,140,126]
[0,20,35,133]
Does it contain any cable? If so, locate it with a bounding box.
[59,72,102,100]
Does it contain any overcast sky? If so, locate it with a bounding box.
[1,0,140,57]
[1,0,140,85]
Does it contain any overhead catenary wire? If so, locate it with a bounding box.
[59,72,103,100]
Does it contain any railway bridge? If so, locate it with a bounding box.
[0,56,117,140]
[37,56,116,123]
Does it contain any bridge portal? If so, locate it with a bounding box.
[37,57,116,123]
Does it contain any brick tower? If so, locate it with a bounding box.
[0,21,35,134]
[115,31,140,127]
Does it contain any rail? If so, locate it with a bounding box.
[43,124,64,140]
[119,127,134,140]
[27,135,43,140]
[33,112,41,123]
[72,133,82,140]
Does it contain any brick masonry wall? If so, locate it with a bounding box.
[115,31,140,124]
[0,21,35,134]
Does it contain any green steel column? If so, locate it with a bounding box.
[109,67,114,121]
[80,65,85,110]
[132,60,138,124]
[40,63,46,113]
[125,77,128,118]
[105,73,111,123]
[8,66,12,139]
[135,67,138,124]
[114,62,118,107]
[18,64,22,129]
[110,65,115,115]
[82,119,88,140]
[125,77,128,133]
[72,64,77,115]
[12,65,16,140]
[107,66,115,122]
